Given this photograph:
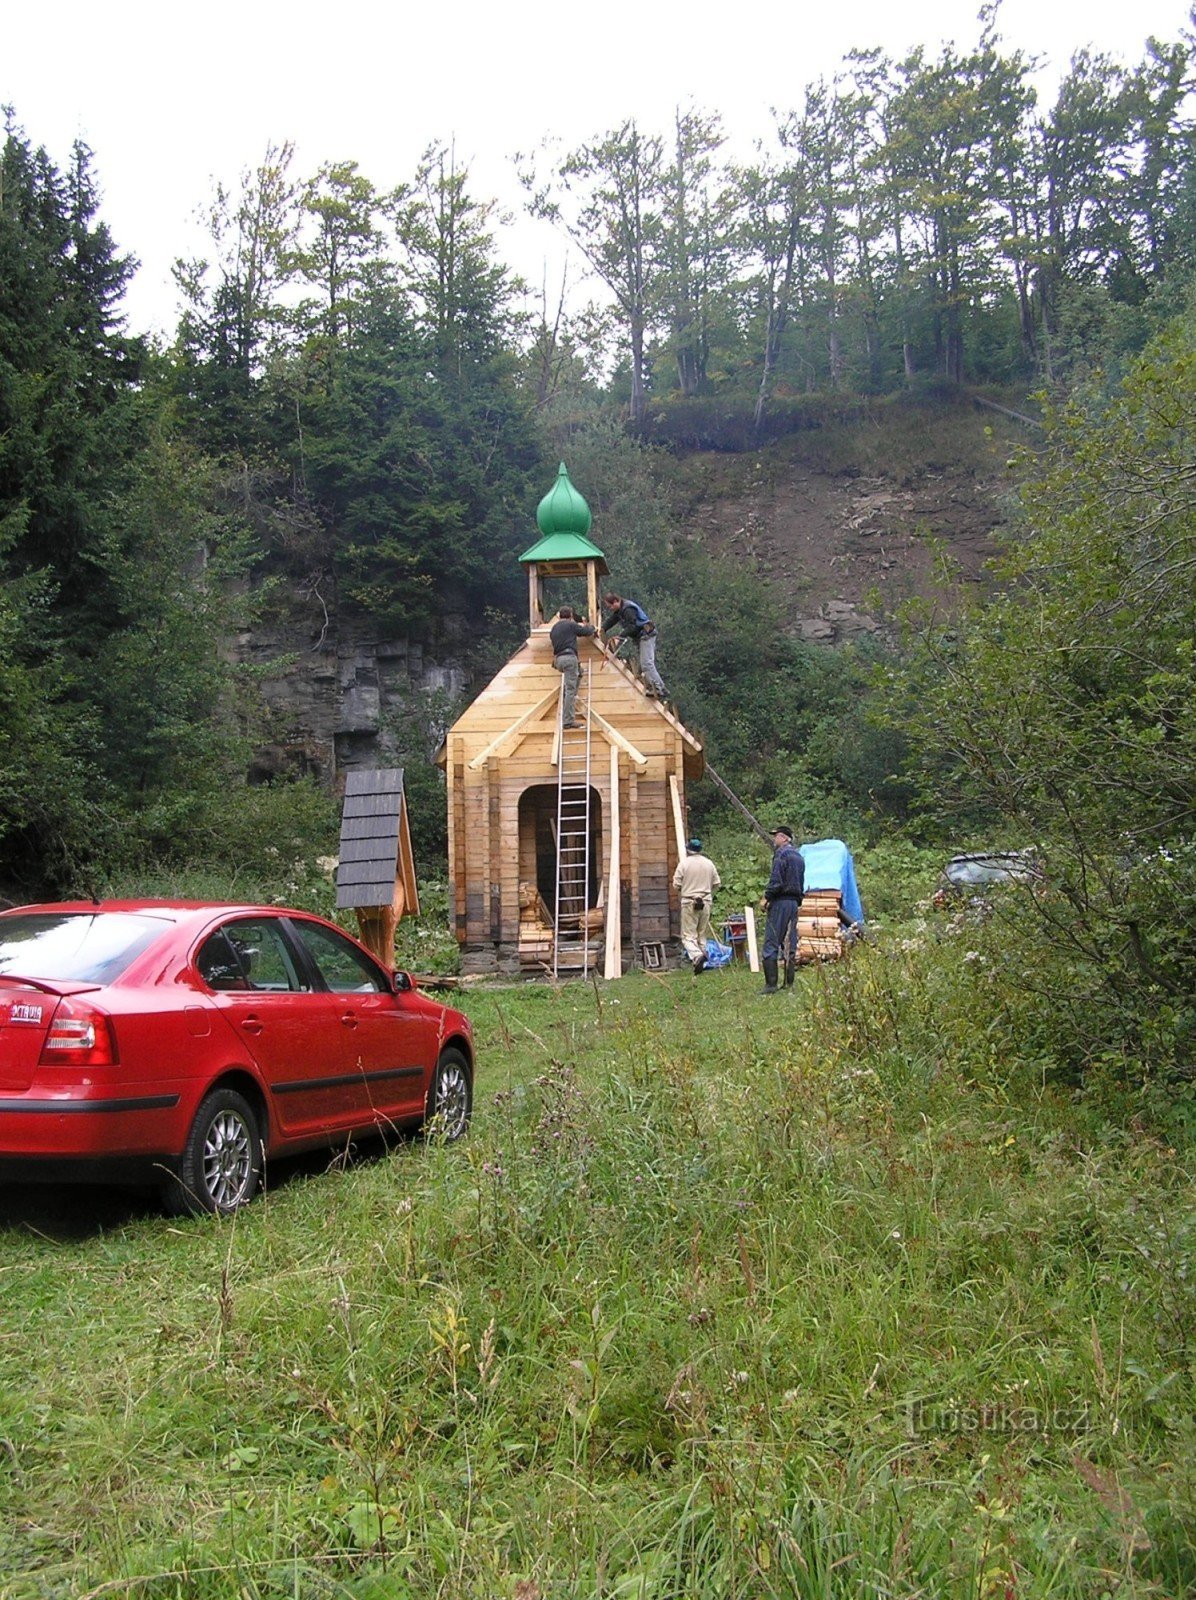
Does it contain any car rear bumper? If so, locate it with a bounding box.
[0,1090,183,1159]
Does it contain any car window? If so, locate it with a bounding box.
[0,912,170,984]
[289,920,387,993]
[198,919,306,993]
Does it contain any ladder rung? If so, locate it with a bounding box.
[555,664,594,974]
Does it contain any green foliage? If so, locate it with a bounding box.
[292,293,543,634]
[0,567,117,891]
[0,120,269,895]
[640,392,874,450]
[890,317,1196,1073]
[103,778,339,911]
[393,878,460,975]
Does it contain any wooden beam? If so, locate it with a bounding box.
[745,906,760,973]
[451,741,467,942]
[627,760,640,946]
[598,649,702,750]
[528,565,542,631]
[488,766,501,943]
[397,792,421,918]
[604,741,622,979]
[467,687,559,770]
[590,708,648,769]
[703,759,773,845]
[668,773,687,862]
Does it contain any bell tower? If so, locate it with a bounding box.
[519,462,609,631]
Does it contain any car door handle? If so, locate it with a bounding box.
[240,1016,263,1035]
[340,1013,358,1029]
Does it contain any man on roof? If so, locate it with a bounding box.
[601,592,667,701]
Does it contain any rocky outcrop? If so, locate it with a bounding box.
[233,591,467,788]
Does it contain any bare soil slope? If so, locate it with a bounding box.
[673,401,1031,642]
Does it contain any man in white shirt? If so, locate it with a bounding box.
[673,838,721,973]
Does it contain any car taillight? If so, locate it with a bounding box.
[38,998,119,1066]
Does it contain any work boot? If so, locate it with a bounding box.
[762,956,779,993]
[692,952,707,974]
[784,960,796,987]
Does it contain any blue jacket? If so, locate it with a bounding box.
[764,843,805,902]
[602,599,652,639]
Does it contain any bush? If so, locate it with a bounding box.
[889,318,1196,1076]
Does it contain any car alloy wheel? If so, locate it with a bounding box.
[171,1087,263,1216]
[425,1049,472,1142]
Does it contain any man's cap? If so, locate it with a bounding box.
[773,824,794,840]
[686,837,702,852]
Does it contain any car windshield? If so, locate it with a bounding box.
[0,912,171,984]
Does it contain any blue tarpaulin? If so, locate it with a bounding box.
[799,838,865,926]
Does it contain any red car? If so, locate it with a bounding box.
[0,901,474,1215]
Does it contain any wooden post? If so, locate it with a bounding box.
[627,761,640,948]
[744,905,760,973]
[451,744,467,942]
[355,906,397,971]
[528,565,541,631]
[668,773,687,862]
[604,742,622,979]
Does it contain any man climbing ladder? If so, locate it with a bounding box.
[550,605,597,728]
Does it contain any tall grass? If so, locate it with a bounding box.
[1,943,1192,1598]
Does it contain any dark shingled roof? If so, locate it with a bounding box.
[335,768,409,910]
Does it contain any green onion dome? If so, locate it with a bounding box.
[536,462,592,538]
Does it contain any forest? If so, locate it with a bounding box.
[0,14,1194,1080]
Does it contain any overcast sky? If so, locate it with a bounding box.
[5,0,1193,337]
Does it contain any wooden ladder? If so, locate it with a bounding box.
[553,663,594,978]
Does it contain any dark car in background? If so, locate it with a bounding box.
[0,902,474,1215]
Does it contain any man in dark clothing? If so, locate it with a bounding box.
[601,592,667,699]
[550,605,596,728]
[759,824,804,993]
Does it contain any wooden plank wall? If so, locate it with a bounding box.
[450,741,467,942]
[448,637,701,963]
[457,765,684,951]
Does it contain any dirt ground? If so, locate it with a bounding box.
[671,402,1033,643]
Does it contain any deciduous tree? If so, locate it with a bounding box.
[521,122,664,428]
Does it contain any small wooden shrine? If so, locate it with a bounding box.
[438,464,704,976]
[334,768,420,969]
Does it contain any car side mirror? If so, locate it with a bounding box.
[392,970,413,993]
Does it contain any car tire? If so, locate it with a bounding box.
[166,1088,263,1217]
[423,1048,473,1142]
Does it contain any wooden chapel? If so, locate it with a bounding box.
[438,463,704,976]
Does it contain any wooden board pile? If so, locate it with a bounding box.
[798,889,848,962]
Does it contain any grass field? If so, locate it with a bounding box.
[2,940,1193,1599]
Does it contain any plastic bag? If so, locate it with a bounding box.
[703,938,733,968]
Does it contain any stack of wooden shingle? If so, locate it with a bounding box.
[798,889,848,962]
